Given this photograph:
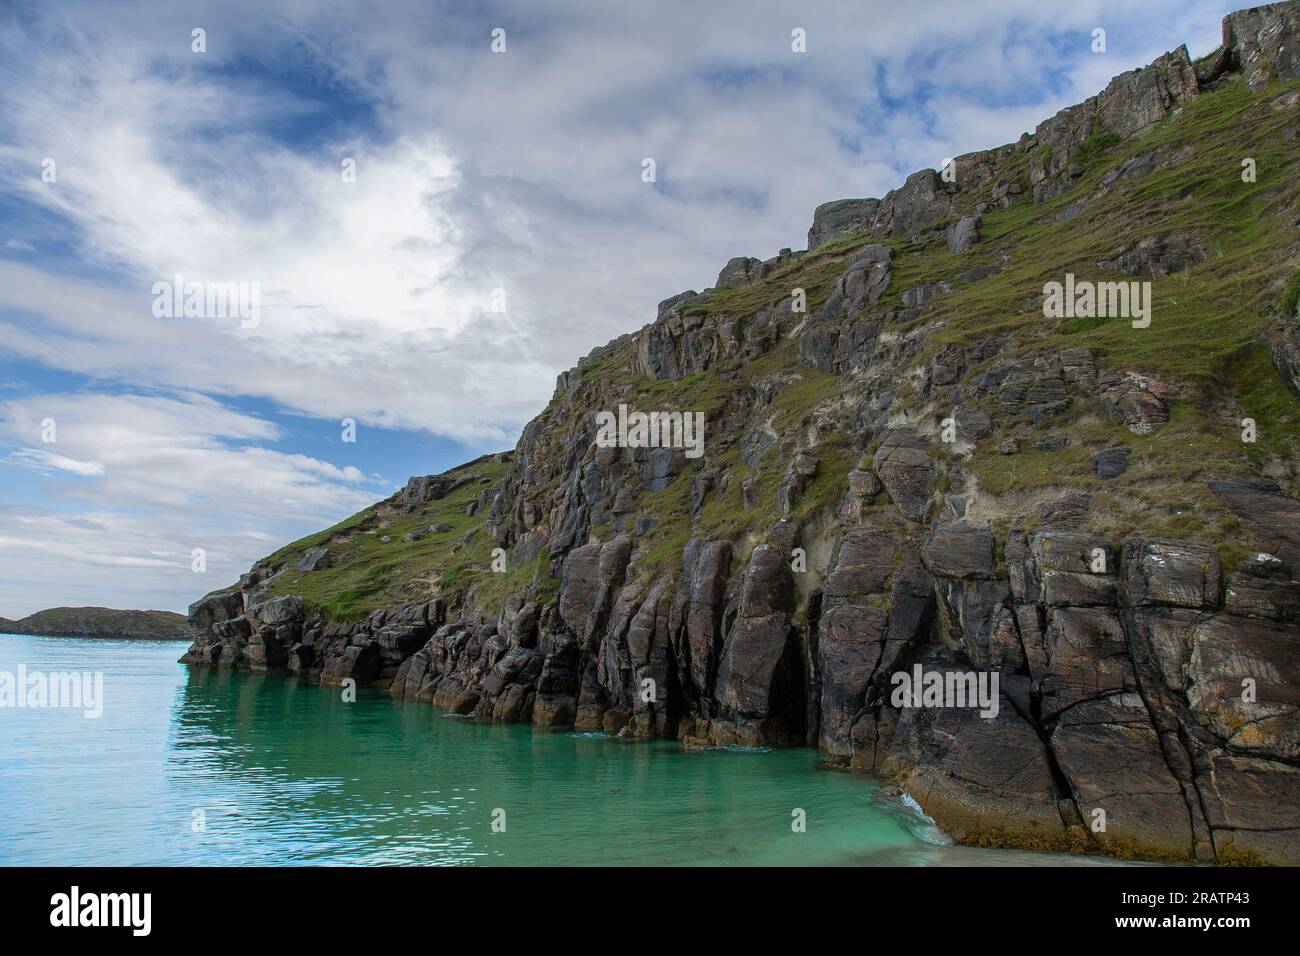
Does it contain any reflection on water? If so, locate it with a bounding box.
[0,634,1129,866]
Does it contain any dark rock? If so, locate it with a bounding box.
[395,472,479,506]
[890,699,1070,850]
[999,356,1068,422]
[923,522,998,579]
[685,540,733,699]
[901,281,951,308]
[1056,200,1086,222]
[188,589,245,629]
[1225,552,1300,621]
[839,468,883,522]
[1122,539,1221,609]
[1098,150,1160,191]
[871,429,935,520]
[248,596,303,627]
[953,405,993,440]
[817,245,893,325]
[1096,46,1200,140]
[1186,612,1300,759]
[1051,696,1195,860]
[714,545,803,743]
[1039,492,1092,528]
[296,547,330,571]
[1209,479,1300,569]
[1032,435,1071,451]
[1091,446,1131,479]
[1098,232,1207,279]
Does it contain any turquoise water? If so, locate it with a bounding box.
[0,633,1122,866]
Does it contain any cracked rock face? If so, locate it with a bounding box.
[1225,1,1300,89]
[872,429,935,521]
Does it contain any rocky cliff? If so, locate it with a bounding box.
[183,2,1300,865]
[4,607,195,640]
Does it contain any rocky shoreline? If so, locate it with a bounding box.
[183,2,1300,866]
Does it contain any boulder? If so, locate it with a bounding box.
[247,596,304,627]
[807,198,881,250]
[839,468,883,522]
[943,215,982,254]
[1091,446,1131,479]
[297,547,330,571]
[188,589,245,629]
[716,256,764,289]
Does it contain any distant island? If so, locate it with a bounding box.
[0,607,196,640]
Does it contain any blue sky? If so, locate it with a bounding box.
[0,0,1232,617]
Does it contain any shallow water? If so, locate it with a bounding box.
[0,633,1129,866]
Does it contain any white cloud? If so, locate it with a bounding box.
[0,0,1231,435]
[0,391,388,616]
[6,448,105,477]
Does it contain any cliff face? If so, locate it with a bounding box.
[4,607,195,640]
[184,2,1300,865]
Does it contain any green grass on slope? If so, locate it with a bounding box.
[248,76,1300,622]
[260,457,512,621]
[613,76,1300,583]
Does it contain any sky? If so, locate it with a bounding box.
[0,0,1234,617]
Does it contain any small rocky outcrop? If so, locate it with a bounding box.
[1097,371,1171,434]
[297,548,331,571]
[1098,232,1208,278]
[1224,1,1300,89]
[807,198,882,249]
[943,215,982,254]
[2,607,196,640]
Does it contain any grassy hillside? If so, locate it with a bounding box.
[249,74,1300,621]
[258,455,514,620]
[596,76,1300,582]
[2,607,194,639]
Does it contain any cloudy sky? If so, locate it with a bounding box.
[0,0,1231,617]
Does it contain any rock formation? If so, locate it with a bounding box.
[183,2,1300,865]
